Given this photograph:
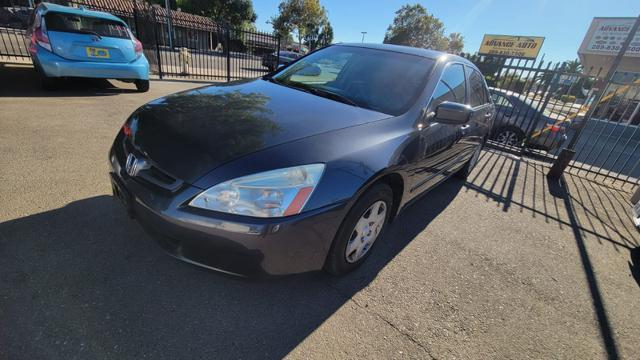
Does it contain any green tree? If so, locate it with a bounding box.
[383,4,448,51]
[447,32,464,55]
[565,59,583,73]
[152,0,257,28]
[271,0,328,50]
[304,20,333,50]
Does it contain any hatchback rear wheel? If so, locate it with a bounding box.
[135,79,149,92]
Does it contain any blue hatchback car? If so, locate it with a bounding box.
[27,2,149,91]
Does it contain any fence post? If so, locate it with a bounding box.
[548,14,640,180]
[152,8,163,79]
[225,28,231,82]
[276,35,281,68]
[132,0,140,37]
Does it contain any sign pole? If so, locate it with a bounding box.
[548,14,640,180]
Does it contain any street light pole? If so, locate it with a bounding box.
[361,32,367,43]
[165,0,173,49]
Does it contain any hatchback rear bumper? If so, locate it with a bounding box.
[36,47,149,80]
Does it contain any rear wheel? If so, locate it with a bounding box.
[492,125,525,147]
[325,183,393,276]
[135,79,149,92]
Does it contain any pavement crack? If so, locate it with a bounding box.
[324,280,437,359]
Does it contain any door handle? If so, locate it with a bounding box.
[461,124,471,130]
[484,112,493,118]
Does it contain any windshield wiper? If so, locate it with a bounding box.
[305,87,359,107]
[281,81,358,107]
[78,29,102,39]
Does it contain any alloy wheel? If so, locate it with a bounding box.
[496,130,520,147]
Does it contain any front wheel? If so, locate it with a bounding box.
[135,79,149,92]
[325,183,393,276]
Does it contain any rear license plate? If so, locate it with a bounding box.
[86,47,110,59]
[110,173,134,217]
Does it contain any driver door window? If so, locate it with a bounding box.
[430,63,467,109]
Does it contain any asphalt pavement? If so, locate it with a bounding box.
[1,61,640,359]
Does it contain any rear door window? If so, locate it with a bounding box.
[45,12,129,39]
[491,93,515,111]
[430,63,467,108]
[467,68,488,107]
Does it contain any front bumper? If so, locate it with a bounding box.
[109,153,346,277]
[35,46,149,80]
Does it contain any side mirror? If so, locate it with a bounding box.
[297,64,322,76]
[434,102,472,125]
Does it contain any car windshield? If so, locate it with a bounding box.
[45,12,129,39]
[271,45,435,116]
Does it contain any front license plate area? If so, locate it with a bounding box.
[111,174,134,218]
[86,47,110,59]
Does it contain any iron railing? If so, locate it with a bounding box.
[0,0,281,81]
[466,53,640,190]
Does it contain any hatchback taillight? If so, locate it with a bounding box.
[130,31,143,57]
[31,27,52,53]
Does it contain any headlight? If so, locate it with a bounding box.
[189,164,325,218]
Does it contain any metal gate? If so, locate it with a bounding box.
[467,54,640,190]
[0,0,31,59]
[0,0,280,81]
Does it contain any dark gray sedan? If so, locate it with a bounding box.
[490,88,569,151]
[109,44,494,277]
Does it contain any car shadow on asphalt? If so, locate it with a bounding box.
[0,179,463,359]
[0,62,139,97]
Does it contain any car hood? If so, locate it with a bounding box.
[127,79,391,184]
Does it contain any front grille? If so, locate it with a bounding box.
[137,164,183,192]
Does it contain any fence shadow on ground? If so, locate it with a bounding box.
[464,148,640,359]
[0,180,463,359]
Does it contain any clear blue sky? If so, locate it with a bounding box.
[252,0,640,63]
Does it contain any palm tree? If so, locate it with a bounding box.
[447,32,464,55]
[565,59,583,74]
[564,59,583,98]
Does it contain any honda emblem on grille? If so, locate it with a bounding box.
[125,153,149,177]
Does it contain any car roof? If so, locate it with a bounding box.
[39,2,126,23]
[335,43,475,66]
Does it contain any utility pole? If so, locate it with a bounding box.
[548,14,640,179]
[165,0,173,49]
[361,31,367,43]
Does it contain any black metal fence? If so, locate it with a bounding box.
[0,0,281,81]
[466,54,640,190]
[0,0,31,58]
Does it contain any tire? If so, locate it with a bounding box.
[325,183,393,276]
[40,73,58,91]
[456,141,483,180]
[135,79,149,92]
[492,125,525,147]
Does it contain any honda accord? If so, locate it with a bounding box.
[109,43,495,277]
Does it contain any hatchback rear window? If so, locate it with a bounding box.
[45,12,129,39]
